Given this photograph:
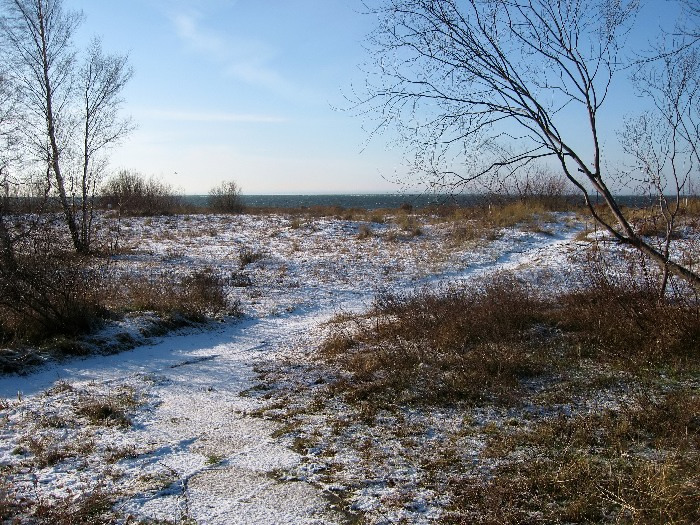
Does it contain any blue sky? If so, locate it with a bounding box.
[64,0,401,195]
[62,0,684,195]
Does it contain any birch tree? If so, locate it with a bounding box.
[1,0,83,250]
[77,38,133,250]
[0,0,132,253]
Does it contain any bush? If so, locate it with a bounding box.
[455,389,700,524]
[0,253,106,344]
[100,170,183,216]
[238,246,264,268]
[555,265,700,366]
[321,267,700,408]
[313,267,700,524]
[208,180,245,213]
[106,267,232,320]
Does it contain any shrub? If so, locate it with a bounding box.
[0,253,106,344]
[238,246,264,268]
[107,267,231,320]
[76,399,131,428]
[181,268,229,316]
[356,223,373,239]
[394,213,422,236]
[31,487,116,525]
[100,170,183,216]
[208,180,245,213]
[554,265,700,366]
[454,389,700,524]
[321,265,700,409]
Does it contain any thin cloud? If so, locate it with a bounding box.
[172,12,229,61]
[144,109,287,123]
[169,10,299,99]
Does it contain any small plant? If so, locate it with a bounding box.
[394,214,422,236]
[356,223,373,239]
[44,379,74,396]
[205,453,225,465]
[75,389,138,428]
[19,435,91,468]
[77,399,132,427]
[31,485,116,524]
[239,246,264,268]
[104,444,139,463]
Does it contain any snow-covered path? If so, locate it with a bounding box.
[2,309,353,523]
[0,215,585,523]
[116,311,351,523]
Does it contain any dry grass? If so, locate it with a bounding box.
[0,261,236,373]
[16,433,96,468]
[76,396,134,428]
[356,223,374,239]
[239,245,265,267]
[321,274,550,406]
[393,213,423,236]
[555,263,700,368]
[322,270,699,410]
[4,484,117,524]
[308,267,700,522]
[453,389,700,524]
[105,267,232,320]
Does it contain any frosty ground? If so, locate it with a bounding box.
[0,210,696,523]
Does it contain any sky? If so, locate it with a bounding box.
[63,0,401,195]
[60,0,686,195]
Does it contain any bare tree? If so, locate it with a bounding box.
[1,0,132,254]
[360,0,700,291]
[1,0,84,250]
[621,35,699,293]
[0,75,17,272]
[680,0,700,40]
[77,38,133,250]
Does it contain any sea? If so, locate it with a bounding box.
[234,193,478,209]
[185,193,653,210]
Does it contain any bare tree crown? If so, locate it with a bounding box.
[361,0,700,291]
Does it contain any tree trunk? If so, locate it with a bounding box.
[0,215,17,274]
[37,1,85,254]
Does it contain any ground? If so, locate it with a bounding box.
[0,210,696,523]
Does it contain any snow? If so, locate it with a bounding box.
[0,211,680,523]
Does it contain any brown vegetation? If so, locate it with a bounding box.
[311,267,700,523]
[105,267,231,321]
[100,170,190,216]
[452,389,700,524]
[321,274,547,406]
[0,247,235,372]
